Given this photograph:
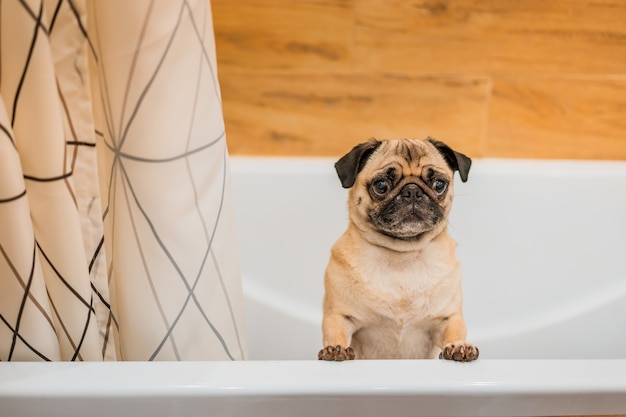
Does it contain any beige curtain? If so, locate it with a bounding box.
[0,0,247,361]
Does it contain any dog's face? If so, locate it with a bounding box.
[335,138,471,247]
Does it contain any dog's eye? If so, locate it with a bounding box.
[373,180,389,195]
[432,179,447,195]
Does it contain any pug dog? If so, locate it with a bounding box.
[318,137,478,362]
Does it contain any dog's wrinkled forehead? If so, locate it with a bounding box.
[362,139,447,177]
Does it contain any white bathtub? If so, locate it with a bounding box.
[1,157,626,417]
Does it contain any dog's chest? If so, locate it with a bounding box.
[351,253,457,359]
[355,251,456,325]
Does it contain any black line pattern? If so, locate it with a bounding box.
[7,243,37,361]
[0,189,27,204]
[23,171,73,182]
[0,0,246,361]
[93,2,245,360]
[0,314,50,362]
[0,0,247,361]
[51,0,116,360]
[2,0,113,361]
[11,0,44,127]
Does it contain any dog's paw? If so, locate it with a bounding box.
[439,342,479,362]
[318,345,356,361]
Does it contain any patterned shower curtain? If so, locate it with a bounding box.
[0,0,247,361]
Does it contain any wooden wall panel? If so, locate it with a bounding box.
[219,72,489,157]
[487,76,626,159]
[212,0,353,69]
[354,0,626,74]
[212,0,626,159]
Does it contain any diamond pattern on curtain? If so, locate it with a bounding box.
[0,0,101,361]
[0,0,247,361]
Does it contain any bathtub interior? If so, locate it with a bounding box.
[230,157,626,361]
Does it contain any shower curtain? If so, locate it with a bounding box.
[0,0,247,361]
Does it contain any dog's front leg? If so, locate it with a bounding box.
[318,313,356,361]
[439,313,479,362]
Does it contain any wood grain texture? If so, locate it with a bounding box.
[354,0,626,74]
[219,71,489,157]
[487,76,626,159]
[212,0,626,160]
[212,0,353,69]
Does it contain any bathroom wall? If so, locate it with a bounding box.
[211,0,626,160]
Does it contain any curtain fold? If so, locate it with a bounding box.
[0,0,247,361]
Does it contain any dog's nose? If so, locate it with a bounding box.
[400,183,423,201]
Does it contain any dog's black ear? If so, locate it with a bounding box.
[427,138,472,183]
[335,139,382,188]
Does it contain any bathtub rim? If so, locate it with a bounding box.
[1,359,626,417]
